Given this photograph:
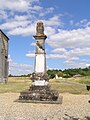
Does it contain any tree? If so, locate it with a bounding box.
[8,74,13,77]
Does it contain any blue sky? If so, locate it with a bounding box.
[0,0,90,75]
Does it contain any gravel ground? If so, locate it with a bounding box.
[0,93,90,120]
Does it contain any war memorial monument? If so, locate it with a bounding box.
[17,21,62,103]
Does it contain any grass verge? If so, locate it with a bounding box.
[0,77,89,94]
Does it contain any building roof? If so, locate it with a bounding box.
[0,29,9,40]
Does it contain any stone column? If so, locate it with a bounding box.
[34,35,47,73]
[32,22,48,86]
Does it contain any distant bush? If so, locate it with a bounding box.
[47,67,90,79]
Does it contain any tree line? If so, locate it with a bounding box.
[47,67,90,79]
[8,67,90,78]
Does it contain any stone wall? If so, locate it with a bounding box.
[0,30,9,83]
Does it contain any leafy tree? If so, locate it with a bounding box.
[47,69,63,79]
[8,74,13,77]
[57,71,63,77]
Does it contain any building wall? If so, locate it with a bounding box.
[0,30,9,83]
[0,32,2,82]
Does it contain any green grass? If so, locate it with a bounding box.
[0,77,31,93]
[49,78,89,94]
[78,76,90,85]
[0,77,89,94]
[61,76,90,85]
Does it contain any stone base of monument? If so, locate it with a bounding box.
[15,85,63,104]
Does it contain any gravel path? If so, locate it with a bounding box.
[0,93,90,120]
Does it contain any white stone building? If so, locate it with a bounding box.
[0,30,9,83]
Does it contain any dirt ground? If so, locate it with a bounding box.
[0,93,90,120]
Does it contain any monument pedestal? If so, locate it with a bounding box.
[16,72,62,104]
[16,85,62,104]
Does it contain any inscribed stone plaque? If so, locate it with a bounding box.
[35,54,45,73]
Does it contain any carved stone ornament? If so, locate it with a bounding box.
[36,21,44,35]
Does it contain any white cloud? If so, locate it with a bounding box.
[47,27,90,48]
[52,48,67,53]
[29,5,42,11]
[75,19,90,28]
[39,7,54,16]
[47,47,90,61]
[0,13,36,36]
[7,25,35,36]
[45,47,90,68]
[44,15,63,27]
[0,20,31,30]
[26,50,35,58]
[0,10,8,20]
[8,55,12,62]
[26,53,35,58]
[65,47,90,57]
[65,60,89,68]
[0,0,57,36]
[31,42,36,46]
[86,64,90,67]
[14,15,29,21]
[0,0,54,19]
[45,26,56,36]
[0,0,31,12]
[46,52,79,60]
[46,54,66,59]
[9,56,33,75]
